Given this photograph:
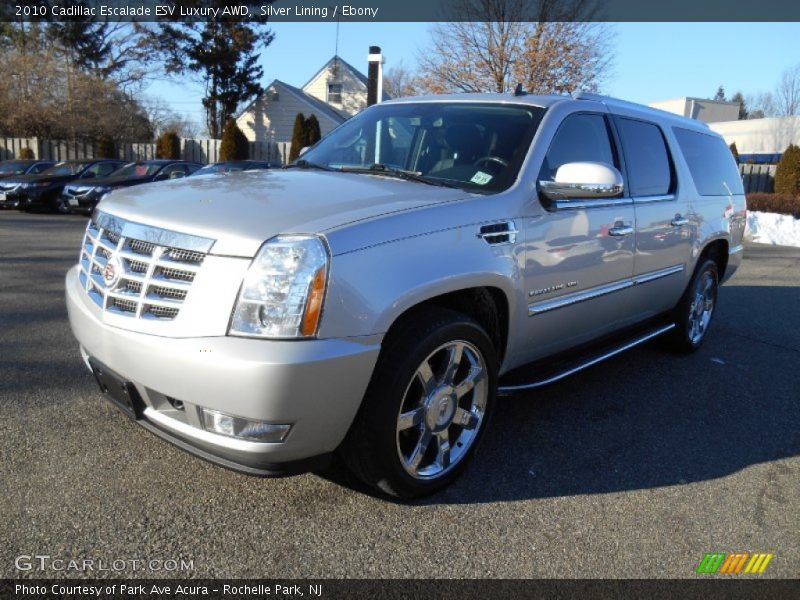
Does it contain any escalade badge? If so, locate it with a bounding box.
[103,255,123,289]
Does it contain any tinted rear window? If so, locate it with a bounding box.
[616,118,673,196]
[673,128,744,196]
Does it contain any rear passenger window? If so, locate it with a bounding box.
[616,118,673,196]
[673,128,744,196]
[539,113,616,181]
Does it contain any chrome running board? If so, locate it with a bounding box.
[497,323,676,395]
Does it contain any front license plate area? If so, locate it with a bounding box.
[89,359,143,419]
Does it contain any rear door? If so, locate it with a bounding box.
[613,116,694,317]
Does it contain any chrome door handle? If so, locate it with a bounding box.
[608,224,634,237]
[671,216,689,227]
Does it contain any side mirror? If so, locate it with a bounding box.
[169,171,185,179]
[539,162,624,202]
[153,173,169,182]
[299,146,310,157]
[81,171,96,179]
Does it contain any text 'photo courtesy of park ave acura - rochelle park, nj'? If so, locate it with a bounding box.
[1,0,799,598]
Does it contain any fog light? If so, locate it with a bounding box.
[201,409,291,443]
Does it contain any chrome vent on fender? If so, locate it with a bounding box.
[477,221,517,245]
[77,211,215,321]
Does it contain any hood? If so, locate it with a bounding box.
[98,169,470,257]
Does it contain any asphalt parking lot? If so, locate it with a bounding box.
[1,211,798,579]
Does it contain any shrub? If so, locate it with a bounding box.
[156,131,180,159]
[18,147,34,159]
[95,136,116,159]
[288,113,306,163]
[774,144,800,195]
[305,114,322,147]
[746,193,800,218]
[219,118,249,161]
[729,142,739,163]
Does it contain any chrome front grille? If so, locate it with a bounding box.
[77,212,215,321]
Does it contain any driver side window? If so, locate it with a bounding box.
[540,113,616,181]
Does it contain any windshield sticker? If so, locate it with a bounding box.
[471,171,493,185]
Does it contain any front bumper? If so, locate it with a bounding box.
[61,191,100,214]
[65,265,381,474]
[0,190,23,208]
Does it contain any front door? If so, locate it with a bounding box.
[519,112,636,364]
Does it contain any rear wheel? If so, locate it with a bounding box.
[666,258,719,353]
[340,308,497,499]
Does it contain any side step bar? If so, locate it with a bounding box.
[497,323,676,395]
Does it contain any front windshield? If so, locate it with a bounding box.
[109,163,162,179]
[301,102,545,192]
[41,162,91,177]
[0,161,30,175]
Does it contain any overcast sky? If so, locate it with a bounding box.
[146,22,800,129]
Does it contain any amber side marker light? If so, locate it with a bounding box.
[302,266,327,337]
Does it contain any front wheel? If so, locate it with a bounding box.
[340,308,498,499]
[666,258,719,353]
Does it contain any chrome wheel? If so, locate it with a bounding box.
[687,270,716,344]
[396,340,488,480]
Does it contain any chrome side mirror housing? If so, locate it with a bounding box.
[539,162,624,201]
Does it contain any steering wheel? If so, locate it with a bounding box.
[473,156,509,170]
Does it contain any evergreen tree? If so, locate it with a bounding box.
[713,86,726,101]
[305,114,322,147]
[730,91,748,120]
[148,6,275,138]
[774,144,800,195]
[289,113,306,163]
[219,118,249,160]
[156,131,181,160]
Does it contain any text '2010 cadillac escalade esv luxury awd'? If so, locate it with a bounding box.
[66,92,745,498]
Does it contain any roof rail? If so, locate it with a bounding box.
[573,92,710,128]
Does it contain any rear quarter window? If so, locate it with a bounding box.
[673,128,744,196]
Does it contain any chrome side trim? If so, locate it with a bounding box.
[730,244,744,254]
[552,197,634,211]
[528,264,685,316]
[632,194,675,204]
[632,264,685,285]
[528,279,633,316]
[497,323,676,394]
[94,211,215,254]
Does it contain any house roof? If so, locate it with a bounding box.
[236,79,349,125]
[302,55,369,90]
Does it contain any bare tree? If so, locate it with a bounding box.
[776,64,800,117]
[142,97,202,139]
[0,50,152,142]
[383,62,422,99]
[416,0,611,95]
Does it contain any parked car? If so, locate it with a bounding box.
[3,159,126,212]
[0,160,57,208]
[59,160,202,215]
[191,160,276,176]
[65,92,745,498]
[0,159,56,179]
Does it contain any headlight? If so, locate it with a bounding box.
[94,186,111,194]
[229,235,329,339]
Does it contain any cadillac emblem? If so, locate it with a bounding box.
[102,255,123,289]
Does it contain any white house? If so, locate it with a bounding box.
[236,55,389,148]
[649,97,741,123]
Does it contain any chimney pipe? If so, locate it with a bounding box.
[367,46,383,106]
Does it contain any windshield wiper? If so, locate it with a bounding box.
[340,164,459,188]
[283,159,337,172]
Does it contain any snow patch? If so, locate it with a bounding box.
[745,211,800,248]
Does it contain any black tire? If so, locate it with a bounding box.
[340,307,498,499]
[665,258,719,353]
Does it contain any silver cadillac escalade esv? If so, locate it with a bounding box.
[66,92,745,498]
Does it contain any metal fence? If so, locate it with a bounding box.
[0,137,291,166]
[739,164,776,194]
